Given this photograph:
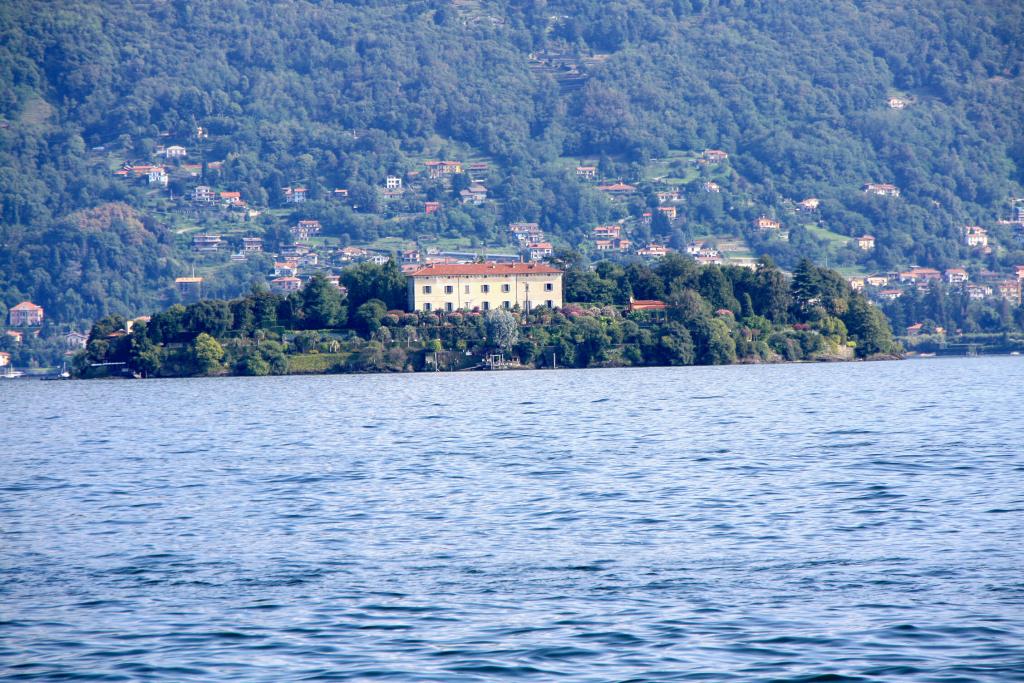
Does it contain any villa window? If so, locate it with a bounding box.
[544,282,554,291]
[422,285,432,294]
[445,302,454,312]
[444,285,454,294]
[482,301,490,311]
[501,284,511,293]
[503,301,511,309]
[423,303,431,311]
[481,284,490,293]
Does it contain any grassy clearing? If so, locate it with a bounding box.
[287,353,348,374]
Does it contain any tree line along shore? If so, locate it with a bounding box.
[74,256,898,378]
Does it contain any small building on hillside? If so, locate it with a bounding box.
[576,165,597,180]
[888,97,908,109]
[627,298,668,313]
[702,149,729,163]
[0,351,9,367]
[863,183,901,197]
[945,268,969,285]
[857,235,876,251]
[525,242,553,261]
[65,331,89,349]
[164,145,188,158]
[284,186,308,203]
[425,160,463,179]
[592,225,621,239]
[964,225,989,248]
[175,277,203,301]
[242,237,263,253]
[407,262,563,313]
[192,185,216,203]
[9,301,44,326]
[192,234,223,253]
[754,216,781,231]
[271,276,302,294]
[385,175,403,190]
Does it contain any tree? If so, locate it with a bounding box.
[485,309,519,352]
[301,274,345,329]
[191,333,224,375]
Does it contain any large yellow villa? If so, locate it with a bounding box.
[407,262,563,313]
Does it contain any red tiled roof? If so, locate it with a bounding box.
[11,301,42,311]
[408,262,562,277]
[628,299,667,311]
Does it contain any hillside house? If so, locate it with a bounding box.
[148,167,168,186]
[863,183,901,197]
[797,198,820,211]
[945,268,969,285]
[576,165,597,180]
[65,331,89,349]
[274,261,299,277]
[966,284,993,301]
[997,280,1022,304]
[657,206,677,220]
[242,237,263,253]
[340,246,369,262]
[755,216,781,231]
[592,225,621,239]
[424,201,441,214]
[271,276,302,294]
[878,289,902,301]
[964,225,989,248]
[857,235,876,250]
[866,275,889,287]
[596,182,637,195]
[9,301,44,326]
[164,145,187,158]
[175,277,203,301]
[284,187,308,203]
[627,298,668,312]
[460,184,488,205]
[701,181,721,193]
[899,267,942,283]
[702,149,729,163]
[595,239,613,251]
[637,244,669,259]
[291,219,322,239]
[220,191,242,206]
[402,250,422,265]
[888,97,908,109]
[425,161,463,179]
[0,351,9,367]
[407,262,563,312]
[526,242,553,261]
[1014,265,1024,281]
[385,176,403,190]
[192,234,223,253]
[192,185,216,203]
[848,277,866,291]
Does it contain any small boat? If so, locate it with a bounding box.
[1,366,24,379]
[1011,351,1021,356]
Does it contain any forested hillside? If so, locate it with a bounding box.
[2,0,1023,328]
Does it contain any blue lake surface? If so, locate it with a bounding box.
[2,357,1023,681]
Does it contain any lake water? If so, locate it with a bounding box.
[2,358,1023,681]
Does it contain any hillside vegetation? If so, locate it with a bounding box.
[2,0,1023,327]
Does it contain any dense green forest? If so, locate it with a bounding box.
[77,257,897,377]
[2,0,1023,332]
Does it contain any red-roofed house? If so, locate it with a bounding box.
[627,298,667,312]
[945,268,969,285]
[271,276,302,293]
[407,262,563,312]
[857,235,876,251]
[9,301,44,326]
[754,216,780,231]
